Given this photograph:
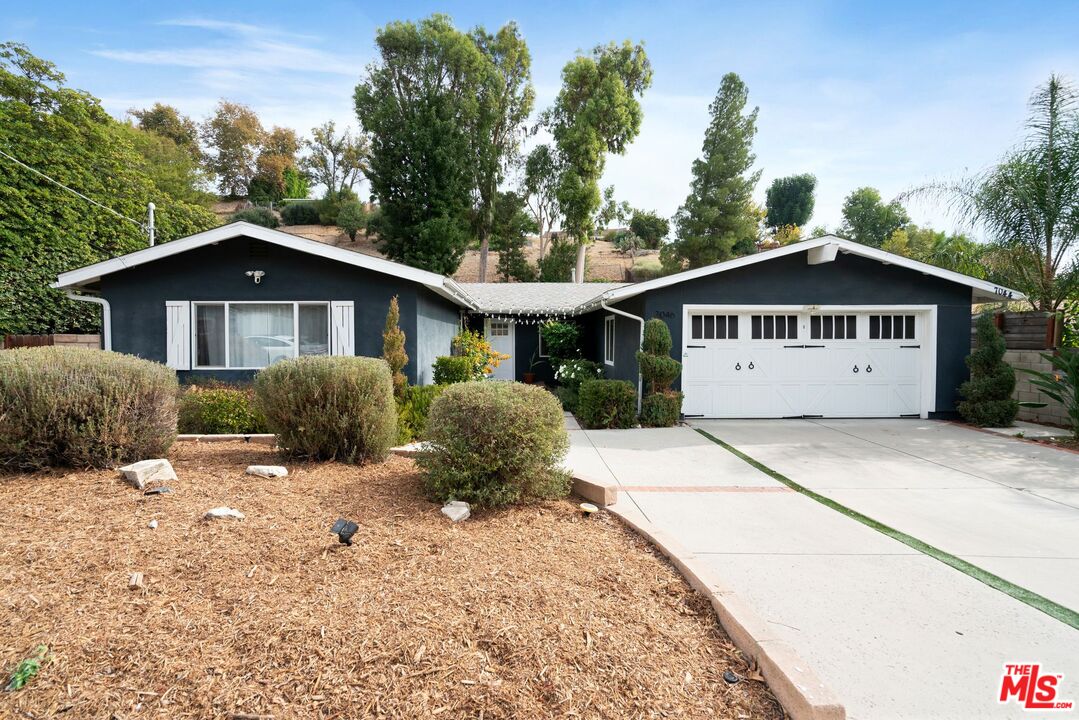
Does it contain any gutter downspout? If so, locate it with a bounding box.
[600,299,644,415]
[64,291,111,351]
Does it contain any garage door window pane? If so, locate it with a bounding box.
[787,316,798,339]
[728,316,738,339]
[847,316,857,339]
[881,316,892,339]
[716,315,727,339]
[691,315,702,339]
[704,315,715,339]
[751,315,761,339]
[905,315,916,339]
[870,315,880,339]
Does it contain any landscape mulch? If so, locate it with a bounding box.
[0,442,783,719]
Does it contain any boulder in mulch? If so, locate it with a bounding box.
[246,465,288,478]
[441,500,470,523]
[118,459,177,490]
[204,507,245,521]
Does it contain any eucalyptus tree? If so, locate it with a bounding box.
[908,75,1079,310]
[522,143,562,261]
[302,121,368,196]
[470,22,534,282]
[545,41,653,282]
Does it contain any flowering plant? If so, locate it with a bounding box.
[452,329,510,380]
[554,359,603,390]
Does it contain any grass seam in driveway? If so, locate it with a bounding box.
[693,427,1079,631]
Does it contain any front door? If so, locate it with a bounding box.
[484,319,515,381]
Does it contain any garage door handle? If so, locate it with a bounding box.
[748,361,755,370]
[852,365,859,373]
[735,363,741,371]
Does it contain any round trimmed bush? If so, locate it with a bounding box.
[432,356,473,385]
[178,385,267,434]
[577,379,637,429]
[418,382,570,508]
[640,390,683,427]
[253,356,397,463]
[0,347,178,470]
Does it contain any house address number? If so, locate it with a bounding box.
[993,286,1014,298]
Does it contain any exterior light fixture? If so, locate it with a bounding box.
[245,270,266,284]
[579,502,599,518]
[330,518,359,545]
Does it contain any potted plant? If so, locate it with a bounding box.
[523,352,545,384]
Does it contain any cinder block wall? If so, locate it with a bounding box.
[1005,350,1070,426]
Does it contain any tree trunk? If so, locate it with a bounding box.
[477,232,489,283]
[574,240,587,283]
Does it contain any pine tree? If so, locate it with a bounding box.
[660,73,761,271]
[635,319,683,426]
[383,296,408,398]
[957,313,1018,427]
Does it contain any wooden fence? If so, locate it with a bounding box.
[971,312,1061,350]
[3,334,101,350]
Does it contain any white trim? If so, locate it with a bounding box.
[603,315,616,366]
[51,221,472,306]
[164,300,189,369]
[190,300,331,370]
[65,291,111,351]
[330,300,354,356]
[605,235,1024,305]
[681,304,937,419]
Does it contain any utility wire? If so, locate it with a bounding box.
[0,148,147,231]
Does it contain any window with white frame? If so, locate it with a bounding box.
[604,315,616,365]
[537,326,548,357]
[194,301,330,369]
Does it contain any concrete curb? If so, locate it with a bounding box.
[570,474,618,507]
[176,433,276,445]
[609,503,845,720]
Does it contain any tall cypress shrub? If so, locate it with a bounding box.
[958,313,1018,427]
[636,318,683,426]
[383,296,408,399]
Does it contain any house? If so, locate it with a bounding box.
[53,222,1021,419]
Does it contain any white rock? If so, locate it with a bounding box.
[441,500,471,522]
[148,519,158,530]
[118,459,177,490]
[204,506,245,521]
[246,465,288,478]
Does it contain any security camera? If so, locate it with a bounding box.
[245,270,265,284]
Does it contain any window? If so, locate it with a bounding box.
[751,314,798,340]
[537,326,548,357]
[194,302,330,369]
[690,314,738,340]
[604,315,616,365]
[810,314,858,340]
[869,314,916,340]
[488,321,511,337]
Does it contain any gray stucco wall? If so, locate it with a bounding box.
[606,251,974,415]
[98,235,459,384]
[416,293,462,385]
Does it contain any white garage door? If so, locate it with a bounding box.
[681,310,927,418]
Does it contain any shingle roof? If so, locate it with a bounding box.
[456,282,628,314]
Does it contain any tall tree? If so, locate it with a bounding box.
[128,102,199,157]
[661,73,761,271]
[0,43,217,335]
[200,100,265,197]
[354,14,486,275]
[908,75,1079,310]
[250,126,301,202]
[545,41,653,282]
[121,124,215,207]
[470,22,534,282]
[490,190,538,281]
[522,143,561,261]
[765,173,816,229]
[302,121,368,196]
[629,210,670,248]
[839,186,909,248]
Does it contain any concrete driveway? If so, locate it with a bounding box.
[566,419,1079,720]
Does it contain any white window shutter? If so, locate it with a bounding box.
[165,301,191,370]
[330,301,354,356]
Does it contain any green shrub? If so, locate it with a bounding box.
[337,201,368,241]
[418,382,570,508]
[177,386,267,434]
[552,386,579,413]
[958,313,1018,427]
[253,356,396,463]
[433,356,473,385]
[540,321,581,362]
[640,391,683,427]
[553,358,602,390]
[281,201,320,225]
[230,206,279,228]
[316,188,359,226]
[0,347,178,470]
[577,379,637,429]
[1023,350,1079,438]
[397,384,445,443]
[642,318,672,354]
[637,353,681,393]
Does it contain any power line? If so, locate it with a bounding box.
[0,148,146,231]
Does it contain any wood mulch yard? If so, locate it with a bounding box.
[0,441,783,719]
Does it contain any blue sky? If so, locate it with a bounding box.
[5,1,1079,233]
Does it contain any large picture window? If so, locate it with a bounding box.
[194,302,330,369]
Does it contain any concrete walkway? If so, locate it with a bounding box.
[566,421,1079,720]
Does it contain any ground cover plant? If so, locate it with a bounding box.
[0,441,783,718]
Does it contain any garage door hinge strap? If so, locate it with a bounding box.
[783,344,805,348]
[900,345,921,349]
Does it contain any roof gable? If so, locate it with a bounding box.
[603,235,1024,304]
[52,222,472,305]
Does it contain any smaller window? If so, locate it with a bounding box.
[604,315,615,365]
[488,321,510,337]
[810,314,859,340]
[751,314,798,340]
[869,314,915,340]
[537,326,548,357]
[689,314,739,340]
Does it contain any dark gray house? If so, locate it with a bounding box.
[54,223,1019,418]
